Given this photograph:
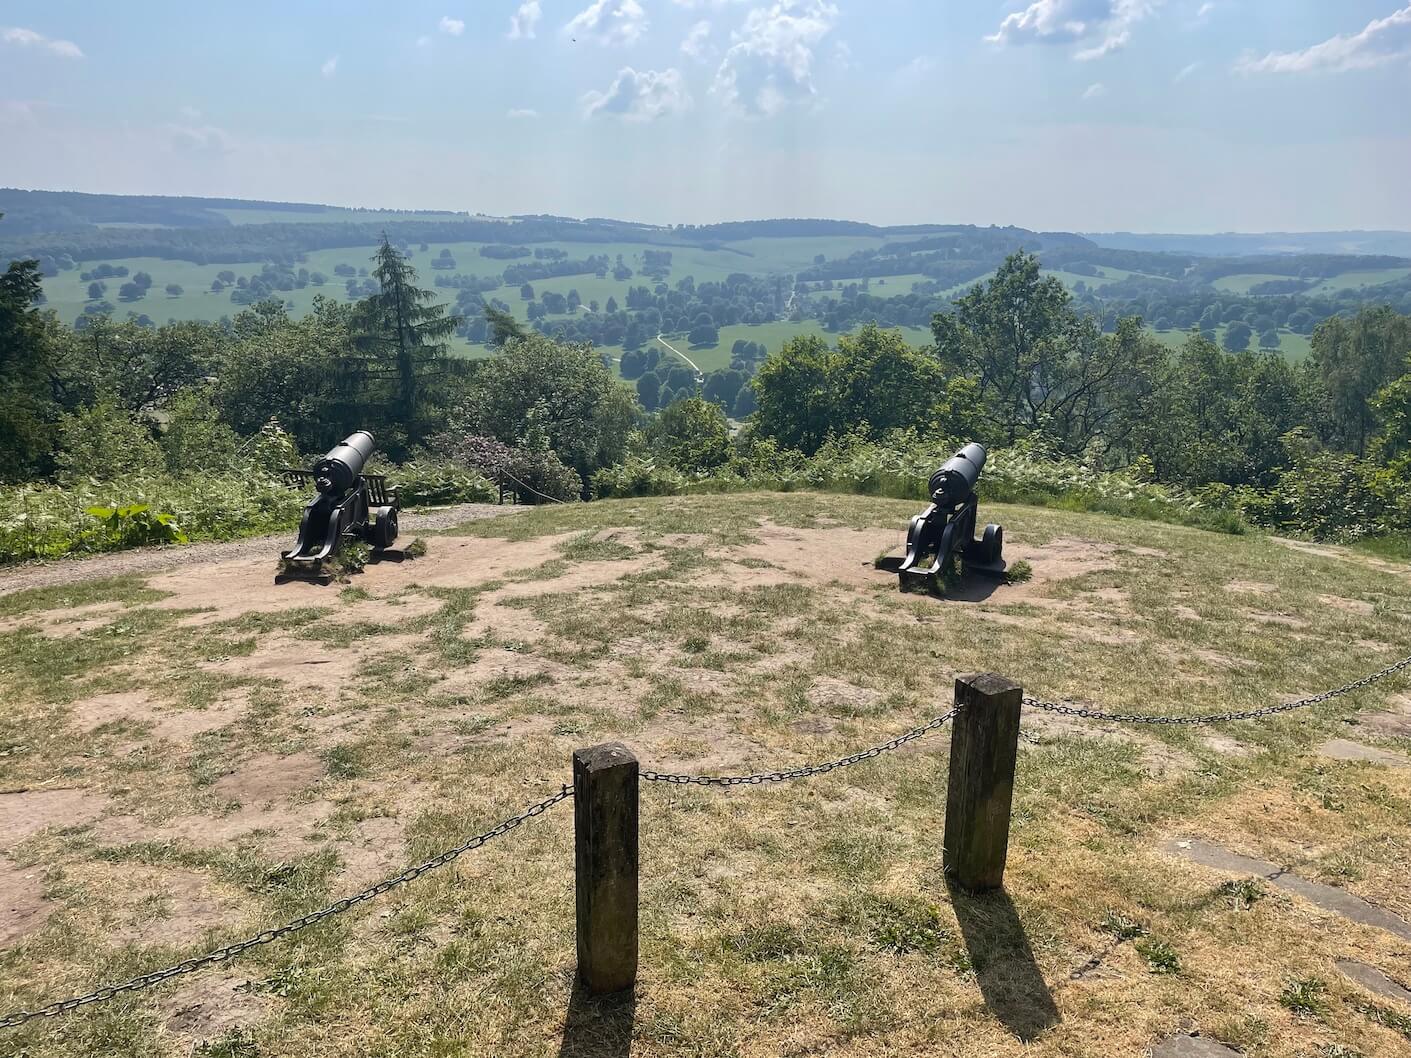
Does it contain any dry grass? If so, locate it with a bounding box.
[2,492,1411,1057]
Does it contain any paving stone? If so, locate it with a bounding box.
[1149,1035,1242,1057]
[1162,839,1411,941]
[1337,958,1411,1007]
[1318,738,1410,765]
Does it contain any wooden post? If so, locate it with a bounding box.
[573,741,638,994]
[944,673,1023,892]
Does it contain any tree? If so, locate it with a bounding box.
[606,296,618,314]
[1310,307,1411,456]
[1224,321,1252,351]
[931,252,1162,454]
[0,256,66,479]
[451,333,636,480]
[521,283,535,300]
[651,396,731,472]
[636,371,661,411]
[87,281,104,300]
[1259,329,1281,349]
[118,281,145,301]
[488,301,527,348]
[132,271,153,290]
[351,236,462,446]
[166,283,184,297]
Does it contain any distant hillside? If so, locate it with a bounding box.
[1086,229,1411,258]
[0,188,464,236]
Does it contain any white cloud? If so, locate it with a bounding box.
[439,15,465,36]
[166,123,233,158]
[1236,4,1411,74]
[711,0,838,117]
[1082,81,1106,98]
[2,26,83,59]
[681,20,712,60]
[894,55,935,83]
[509,1,542,39]
[1196,1,1214,19]
[986,0,1159,61]
[179,104,202,120]
[582,66,690,120]
[565,0,648,46]
[321,55,338,77]
[507,107,539,119]
[1174,59,1200,81]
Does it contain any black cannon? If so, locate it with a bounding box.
[280,430,399,573]
[896,442,1004,590]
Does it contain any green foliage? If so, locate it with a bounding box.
[450,332,634,481]
[1003,559,1033,584]
[55,400,165,480]
[932,254,1164,454]
[860,894,951,955]
[1099,910,1147,941]
[650,396,732,472]
[83,503,188,548]
[377,460,496,506]
[1278,976,1329,1017]
[1134,938,1182,975]
[752,324,971,455]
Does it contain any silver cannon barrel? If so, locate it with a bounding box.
[927,442,987,503]
[312,431,376,496]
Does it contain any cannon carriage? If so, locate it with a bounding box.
[895,442,1004,591]
[279,430,400,576]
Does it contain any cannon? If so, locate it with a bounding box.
[896,442,1004,590]
[279,430,399,573]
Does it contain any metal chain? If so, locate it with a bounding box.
[1022,651,1411,726]
[499,467,568,505]
[641,709,958,785]
[0,786,574,1032]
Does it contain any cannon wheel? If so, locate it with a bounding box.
[980,523,1003,563]
[369,508,399,550]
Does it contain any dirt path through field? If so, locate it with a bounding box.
[0,502,525,597]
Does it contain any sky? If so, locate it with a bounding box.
[2,1,1410,232]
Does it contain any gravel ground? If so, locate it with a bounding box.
[0,502,526,597]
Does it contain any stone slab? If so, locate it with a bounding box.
[1149,1036,1242,1058]
[1337,958,1411,1007]
[1163,839,1411,942]
[1318,738,1410,766]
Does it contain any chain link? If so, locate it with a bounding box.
[641,709,958,785]
[1022,651,1411,726]
[0,786,574,1032]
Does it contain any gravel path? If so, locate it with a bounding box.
[0,502,526,597]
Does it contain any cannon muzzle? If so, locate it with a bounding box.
[927,442,987,503]
[312,431,376,497]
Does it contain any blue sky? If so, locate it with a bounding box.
[2,1,1409,231]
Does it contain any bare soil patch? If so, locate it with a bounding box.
[212,752,325,803]
[162,972,270,1046]
[105,865,246,946]
[0,788,107,848]
[0,859,52,948]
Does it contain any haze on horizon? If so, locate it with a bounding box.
[2,0,1410,234]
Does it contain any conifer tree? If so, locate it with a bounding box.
[353,235,460,441]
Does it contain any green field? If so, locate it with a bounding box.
[1150,324,1312,362]
[41,233,1388,381]
[1305,267,1411,295]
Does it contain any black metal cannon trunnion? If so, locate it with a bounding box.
[896,442,1004,590]
[280,430,400,571]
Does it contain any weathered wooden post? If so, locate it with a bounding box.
[944,673,1023,892]
[573,741,638,994]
